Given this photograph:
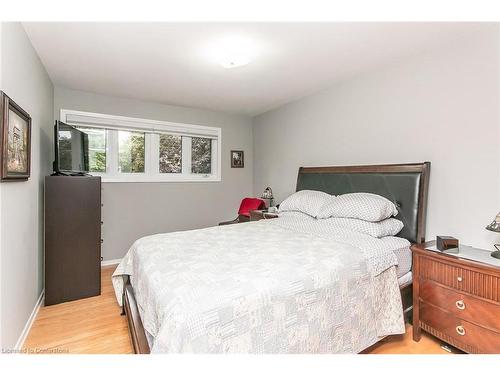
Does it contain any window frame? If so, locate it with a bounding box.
[60,109,222,183]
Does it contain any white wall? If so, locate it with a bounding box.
[0,22,54,349]
[254,28,500,249]
[54,87,254,261]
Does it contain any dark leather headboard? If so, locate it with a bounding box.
[296,162,430,243]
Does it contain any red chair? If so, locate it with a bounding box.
[219,197,266,225]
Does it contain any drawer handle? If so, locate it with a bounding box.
[456,325,466,336]
[457,276,463,282]
[455,300,465,310]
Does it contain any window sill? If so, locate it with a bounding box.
[99,176,221,183]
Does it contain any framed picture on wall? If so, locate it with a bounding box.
[0,91,32,181]
[230,150,244,168]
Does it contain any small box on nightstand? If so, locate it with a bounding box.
[436,236,459,252]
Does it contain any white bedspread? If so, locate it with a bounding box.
[112,217,406,353]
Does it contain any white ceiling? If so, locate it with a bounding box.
[23,22,491,116]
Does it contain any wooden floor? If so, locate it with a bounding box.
[24,266,132,354]
[24,266,455,354]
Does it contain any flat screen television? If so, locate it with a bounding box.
[53,121,90,175]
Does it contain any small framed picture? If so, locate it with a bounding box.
[1,92,32,181]
[230,150,244,168]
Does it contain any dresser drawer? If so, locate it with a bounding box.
[420,280,500,331]
[418,255,500,303]
[420,302,500,353]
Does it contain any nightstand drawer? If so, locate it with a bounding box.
[420,280,500,331]
[420,302,500,353]
[419,255,500,303]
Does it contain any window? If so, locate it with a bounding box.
[118,131,145,173]
[191,137,212,174]
[79,127,106,173]
[62,110,221,182]
[159,134,182,173]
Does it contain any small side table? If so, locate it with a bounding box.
[249,210,279,221]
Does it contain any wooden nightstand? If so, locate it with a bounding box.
[249,210,279,221]
[411,241,500,353]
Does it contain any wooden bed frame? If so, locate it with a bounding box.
[122,276,150,354]
[122,162,430,354]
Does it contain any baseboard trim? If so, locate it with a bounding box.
[101,258,122,267]
[14,289,44,351]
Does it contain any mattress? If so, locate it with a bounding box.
[397,271,412,288]
[393,245,412,278]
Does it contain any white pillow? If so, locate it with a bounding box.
[279,190,334,218]
[322,217,404,238]
[317,192,398,221]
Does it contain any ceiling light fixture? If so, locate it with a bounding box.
[220,55,252,69]
[203,35,258,69]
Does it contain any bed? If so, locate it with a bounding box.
[113,162,430,354]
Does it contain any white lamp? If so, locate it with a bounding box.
[261,187,274,208]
